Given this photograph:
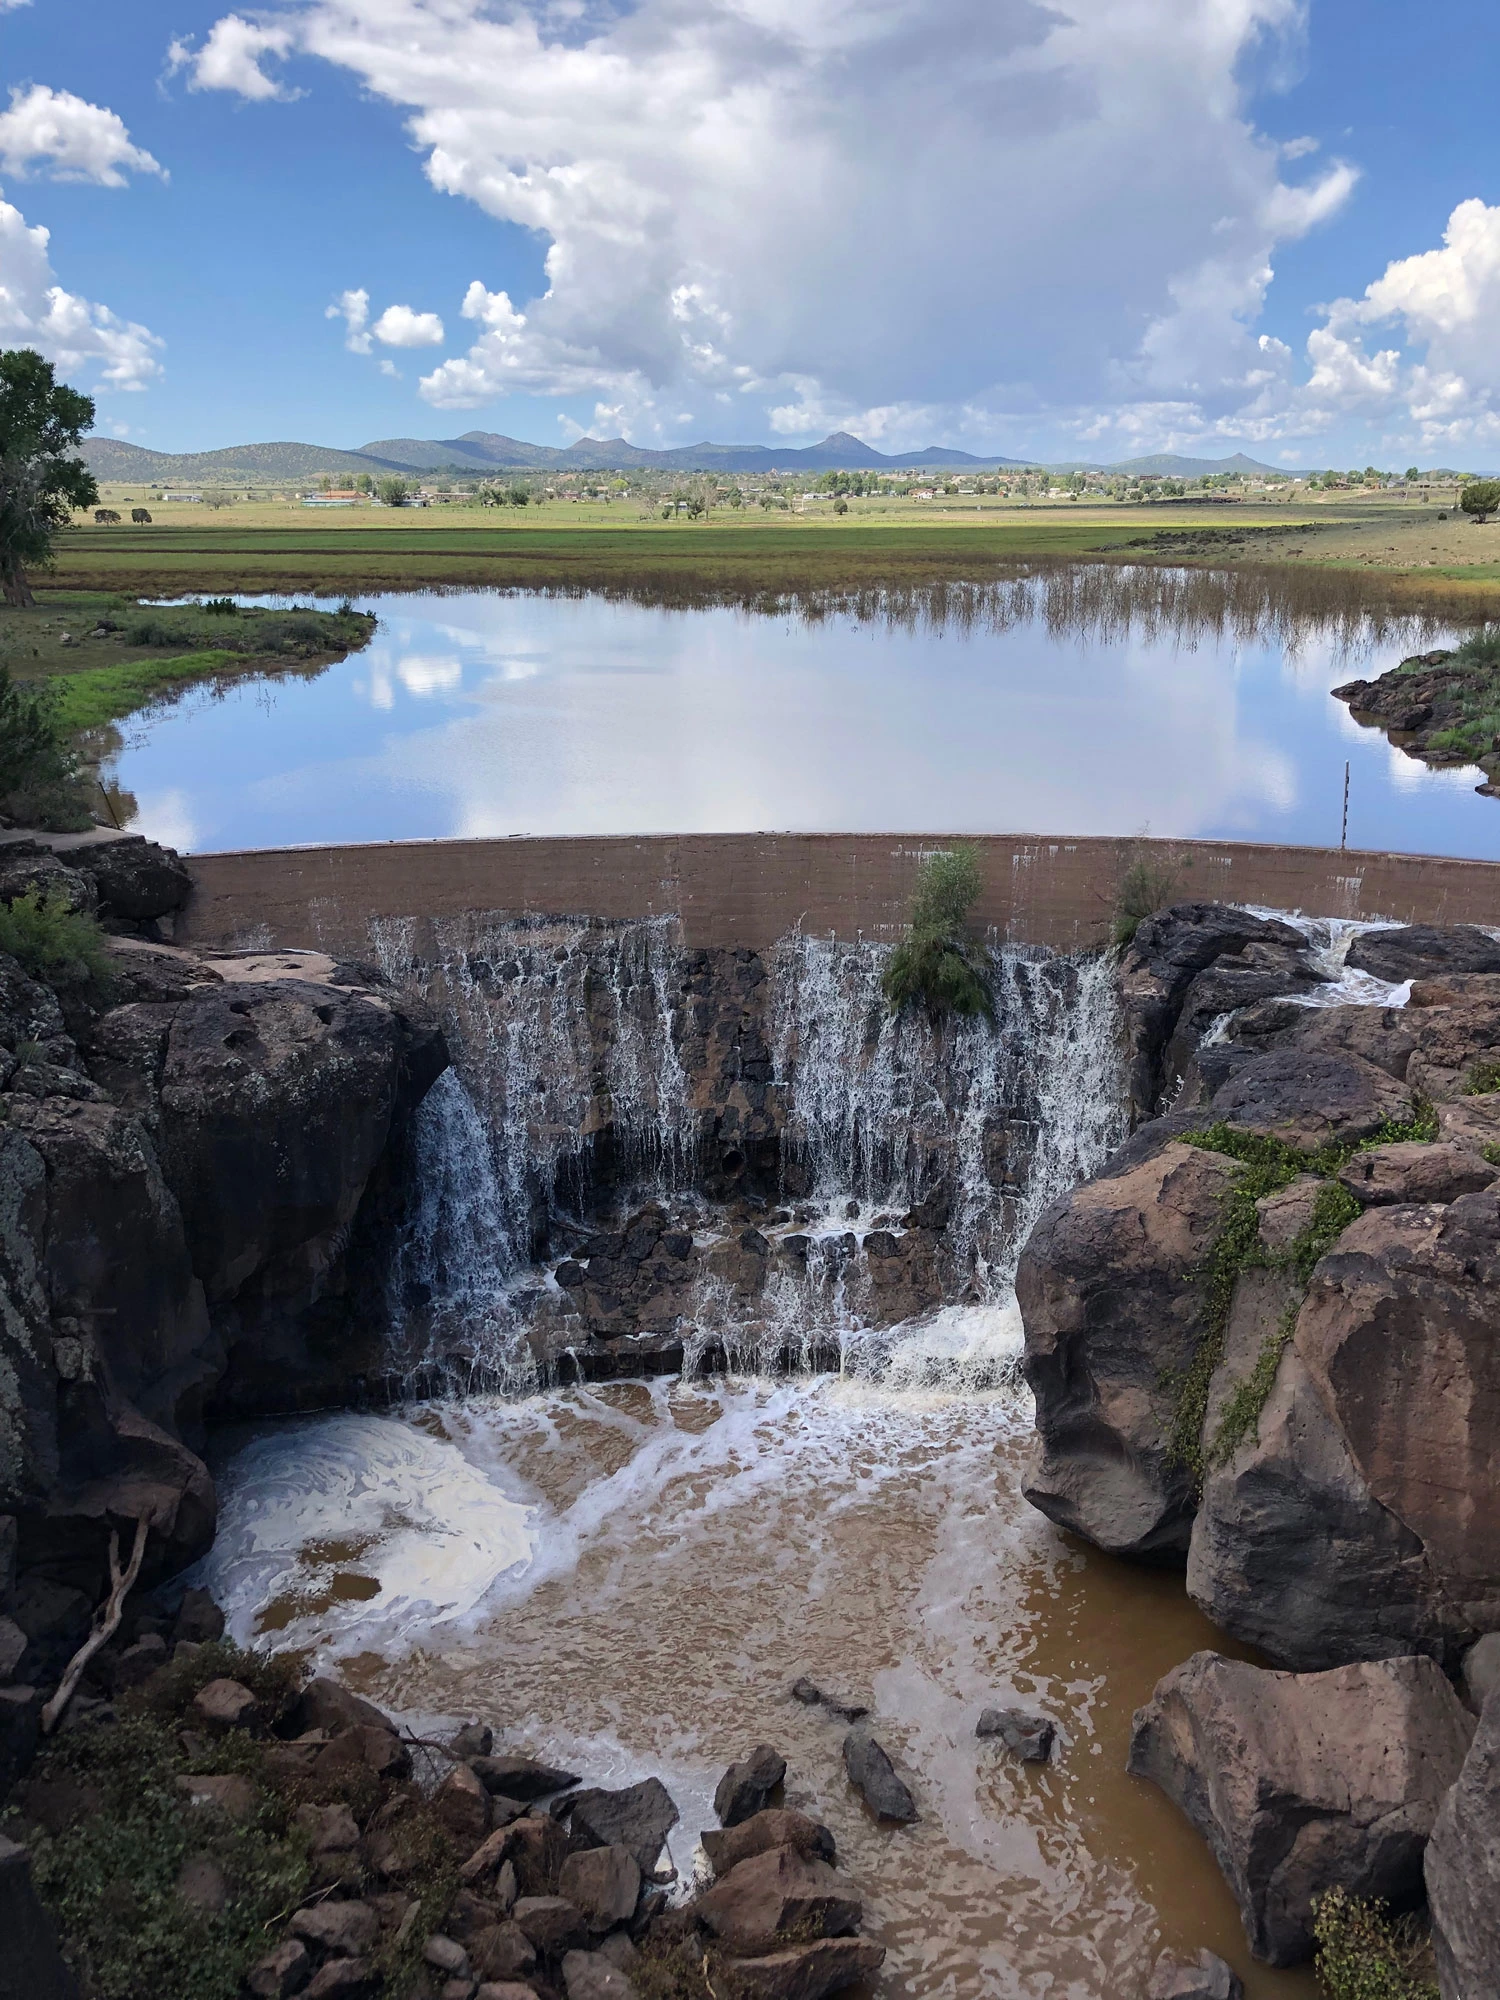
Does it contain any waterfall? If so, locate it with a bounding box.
[376,916,1125,1392]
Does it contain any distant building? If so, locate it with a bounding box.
[301,496,357,507]
[162,491,202,503]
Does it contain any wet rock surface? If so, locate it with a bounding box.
[1129,1650,1474,1965]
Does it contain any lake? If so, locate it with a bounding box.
[109,565,1498,857]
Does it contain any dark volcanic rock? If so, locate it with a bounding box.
[1019,1140,1238,1558]
[695,1844,860,1956]
[789,1677,867,1723]
[0,1832,78,1999]
[723,1937,885,2000]
[471,1753,579,1800]
[70,835,191,924]
[1347,924,1500,984]
[1147,1948,1244,2000]
[714,1745,787,1827]
[1188,1195,1500,1668]
[976,1707,1056,1761]
[1129,1651,1473,1965]
[1206,1046,1414,1153]
[701,1810,836,1876]
[565,1778,679,1873]
[841,1728,918,1824]
[1117,903,1319,1123]
[1426,1686,1500,2000]
[1335,1140,1497,1208]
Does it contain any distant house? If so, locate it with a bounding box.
[911,488,936,500]
[301,495,357,507]
[162,491,202,503]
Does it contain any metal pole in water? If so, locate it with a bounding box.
[1341,761,1350,850]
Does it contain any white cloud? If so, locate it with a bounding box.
[167,15,298,101]
[180,0,1363,449]
[0,85,164,186]
[0,191,164,389]
[327,287,371,353]
[1301,199,1500,449]
[372,303,444,347]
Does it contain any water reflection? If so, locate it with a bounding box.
[107,564,1495,857]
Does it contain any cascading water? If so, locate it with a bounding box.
[375,916,1125,1392]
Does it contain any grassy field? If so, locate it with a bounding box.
[40,493,1500,613]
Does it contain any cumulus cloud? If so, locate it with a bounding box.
[327,287,371,353]
[168,15,298,101]
[178,0,1363,447]
[1301,199,1500,448]
[0,85,164,186]
[0,191,164,388]
[372,303,444,347]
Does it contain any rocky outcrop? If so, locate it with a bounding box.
[1019,1140,1239,1558]
[1426,1690,1500,2000]
[1116,903,1327,1124]
[1189,1193,1500,1669]
[1346,924,1500,983]
[1129,1651,1474,1965]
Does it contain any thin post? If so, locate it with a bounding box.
[1341,761,1350,850]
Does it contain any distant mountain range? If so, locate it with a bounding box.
[80,429,1298,483]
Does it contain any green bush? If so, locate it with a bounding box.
[1452,624,1500,671]
[0,890,112,987]
[0,666,90,829]
[1459,480,1500,524]
[1113,851,1181,946]
[882,848,993,1021]
[202,597,238,616]
[1313,1888,1438,2000]
[122,615,197,647]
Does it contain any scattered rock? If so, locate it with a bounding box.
[842,1729,918,1824]
[976,1707,1056,1762]
[434,1763,492,1846]
[701,1809,836,1876]
[565,1779,680,1873]
[192,1677,259,1730]
[723,1937,885,2000]
[471,1753,579,1800]
[108,1632,168,1692]
[0,1833,79,1999]
[245,1936,311,1999]
[289,1900,381,1957]
[423,1934,471,1976]
[284,1678,393,1739]
[714,1745,787,1827]
[1425,1685,1500,2000]
[788,1677,868,1722]
[512,1895,588,1953]
[562,1948,639,2000]
[294,1803,362,1854]
[1335,1140,1496,1207]
[1128,1651,1474,1964]
[175,1853,228,1914]
[474,1985,542,2000]
[557,1844,640,1930]
[451,1721,495,1760]
[695,1844,861,1955]
[173,1587,225,1645]
[468,1922,537,1982]
[1147,1947,1244,2000]
[302,1959,376,2000]
[0,1616,28,1681]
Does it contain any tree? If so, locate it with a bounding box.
[1460,480,1500,524]
[1405,466,1420,482]
[882,848,993,1022]
[376,476,412,507]
[0,348,98,607]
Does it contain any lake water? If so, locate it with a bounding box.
[111,566,1495,856]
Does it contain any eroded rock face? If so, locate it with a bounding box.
[1426,1689,1500,2000]
[1019,1141,1238,1559]
[1129,1651,1474,1965]
[1190,1197,1500,1668]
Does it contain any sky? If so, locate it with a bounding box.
[1,0,1497,464]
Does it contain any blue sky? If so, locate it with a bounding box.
[2,0,1497,463]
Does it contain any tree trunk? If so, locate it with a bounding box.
[1,558,34,608]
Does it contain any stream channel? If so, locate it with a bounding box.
[176,911,1411,1999]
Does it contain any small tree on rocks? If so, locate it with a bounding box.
[883,848,993,1021]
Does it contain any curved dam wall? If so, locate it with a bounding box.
[177,830,1500,957]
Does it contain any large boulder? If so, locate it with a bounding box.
[1189,1196,1500,1668]
[1020,1140,1239,1558]
[1426,1689,1500,2000]
[69,835,191,924]
[694,1844,860,1956]
[1129,1651,1474,1965]
[1117,904,1321,1123]
[1346,925,1500,984]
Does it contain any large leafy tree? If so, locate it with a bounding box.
[0,348,99,607]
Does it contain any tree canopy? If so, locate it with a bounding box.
[1460,480,1500,524]
[0,348,99,606]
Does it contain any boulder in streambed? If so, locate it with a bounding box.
[695,1843,860,1956]
[1129,1650,1474,1965]
[842,1727,918,1824]
[1425,1685,1500,2000]
[1019,1140,1240,1559]
[721,1937,885,2000]
[788,1676,868,1722]
[1147,1947,1244,2000]
[713,1744,787,1826]
[558,1844,641,1931]
[976,1707,1056,1762]
[701,1809,836,1875]
[472,1752,580,1800]
[563,1778,680,1874]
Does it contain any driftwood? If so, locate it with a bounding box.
[40,1516,150,1735]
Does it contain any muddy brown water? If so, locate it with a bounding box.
[204,1353,1318,2000]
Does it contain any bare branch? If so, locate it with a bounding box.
[41,1515,150,1735]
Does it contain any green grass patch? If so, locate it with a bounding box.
[1313,1888,1439,2000]
[47,650,244,732]
[1464,1058,1500,1095]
